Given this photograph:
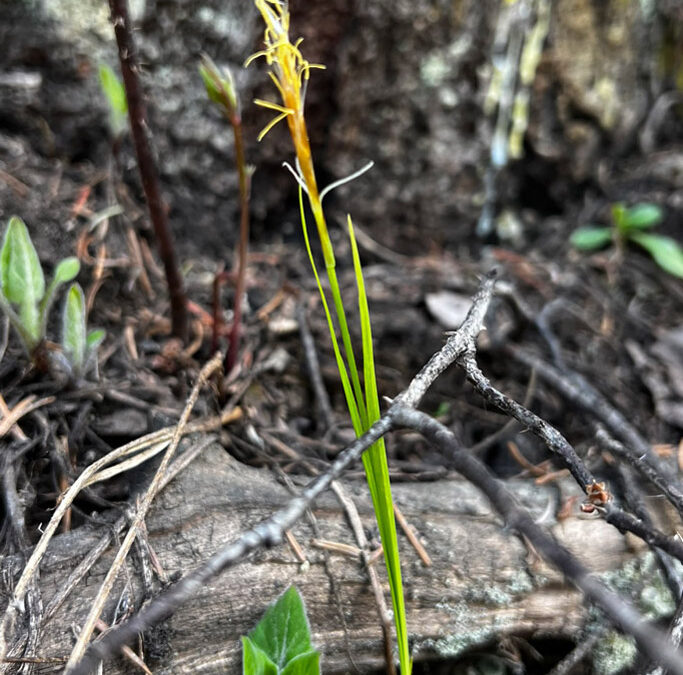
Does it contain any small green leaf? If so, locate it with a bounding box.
[622,203,663,231]
[54,257,80,284]
[629,233,683,278]
[87,329,106,348]
[570,226,612,250]
[434,401,451,418]
[248,587,312,669]
[98,63,128,137]
[199,55,237,111]
[0,216,45,305]
[0,216,45,344]
[62,283,87,374]
[242,637,278,675]
[280,651,320,675]
[99,64,127,115]
[199,62,223,106]
[39,256,81,343]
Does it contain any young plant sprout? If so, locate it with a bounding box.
[0,216,80,357]
[0,216,104,379]
[242,586,320,675]
[199,55,252,373]
[248,2,412,672]
[571,202,683,278]
[98,63,128,141]
[61,283,105,380]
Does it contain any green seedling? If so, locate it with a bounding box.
[199,54,252,373]
[242,586,320,675]
[0,216,80,356]
[571,202,683,278]
[61,283,105,380]
[98,63,128,139]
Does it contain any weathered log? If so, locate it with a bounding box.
[1,440,651,673]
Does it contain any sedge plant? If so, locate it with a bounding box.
[247,2,411,672]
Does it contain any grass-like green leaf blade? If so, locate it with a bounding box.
[348,215,411,674]
[280,651,320,675]
[570,226,612,251]
[242,636,278,675]
[298,188,363,433]
[62,283,87,374]
[629,233,683,278]
[248,586,313,670]
[622,203,663,230]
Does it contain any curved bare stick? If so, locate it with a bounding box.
[391,407,683,675]
[66,272,683,674]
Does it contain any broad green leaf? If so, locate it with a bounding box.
[622,203,663,230]
[54,257,80,284]
[242,637,278,675]
[1,216,45,344]
[570,226,612,251]
[629,233,683,279]
[62,283,86,374]
[248,587,312,669]
[280,651,320,675]
[87,329,106,348]
[0,216,45,305]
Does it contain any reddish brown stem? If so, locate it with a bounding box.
[108,0,188,342]
[211,267,229,353]
[225,116,250,373]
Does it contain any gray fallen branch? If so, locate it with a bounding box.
[66,271,683,675]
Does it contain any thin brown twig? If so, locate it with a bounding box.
[393,503,432,567]
[108,0,187,341]
[46,271,683,675]
[0,406,239,660]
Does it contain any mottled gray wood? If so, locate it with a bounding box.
[2,441,641,673]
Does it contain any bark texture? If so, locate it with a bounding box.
[1,441,661,673]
